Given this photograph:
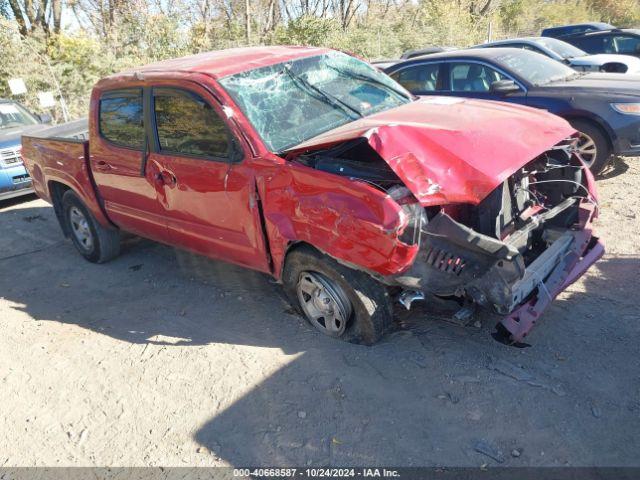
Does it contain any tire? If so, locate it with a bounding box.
[568,119,611,175]
[61,190,120,263]
[283,245,393,345]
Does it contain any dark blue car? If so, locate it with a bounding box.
[384,48,640,174]
[0,99,52,201]
[541,22,615,38]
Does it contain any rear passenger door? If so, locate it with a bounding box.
[146,84,271,272]
[91,88,170,242]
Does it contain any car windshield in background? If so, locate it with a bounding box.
[219,52,412,152]
[537,37,587,59]
[495,50,577,85]
[0,102,38,130]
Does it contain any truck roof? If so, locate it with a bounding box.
[107,46,331,81]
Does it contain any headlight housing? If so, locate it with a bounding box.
[611,103,640,115]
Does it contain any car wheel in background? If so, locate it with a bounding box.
[569,119,611,175]
[62,190,120,263]
[283,245,393,345]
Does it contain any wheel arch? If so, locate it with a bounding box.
[48,180,73,237]
[277,241,325,282]
[562,114,613,150]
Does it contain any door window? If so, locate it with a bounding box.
[389,63,441,92]
[153,88,230,159]
[605,35,640,54]
[449,62,507,92]
[99,90,144,149]
[572,35,606,53]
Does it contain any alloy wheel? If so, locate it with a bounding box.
[69,206,94,251]
[575,131,597,167]
[296,271,353,337]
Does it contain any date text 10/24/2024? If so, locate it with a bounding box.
[233,468,401,478]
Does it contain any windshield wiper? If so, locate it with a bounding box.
[282,65,363,119]
[326,65,415,101]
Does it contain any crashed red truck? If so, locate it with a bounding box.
[21,46,604,345]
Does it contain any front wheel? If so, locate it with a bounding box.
[569,119,611,175]
[283,246,393,345]
[62,190,120,263]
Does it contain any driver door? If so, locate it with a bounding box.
[145,84,270,272]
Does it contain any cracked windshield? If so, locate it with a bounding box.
[219,51,412,152]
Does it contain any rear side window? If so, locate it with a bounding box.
[153,88,230,159]
[390,64,441,93]
[99,90,144,149]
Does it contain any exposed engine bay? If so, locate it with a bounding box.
[293,137,601,340]
[295,138,402,189]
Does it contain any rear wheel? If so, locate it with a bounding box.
[568,119,611,175]
[283,246,393,345]
[62,190,120,263]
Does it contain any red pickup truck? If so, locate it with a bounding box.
[22,46,603,345]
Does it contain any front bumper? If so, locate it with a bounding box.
[387,199,602,342]
[611,116,640,156]
[499,202,603,342]
[0,165,33,201]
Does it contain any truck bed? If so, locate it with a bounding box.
[21,118,112,228]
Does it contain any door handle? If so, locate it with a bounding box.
[95,160,112,171]
[156,171,177,186]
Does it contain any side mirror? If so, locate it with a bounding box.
[38,113,52,124]
[490,79,520,95]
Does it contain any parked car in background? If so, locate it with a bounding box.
[21,46,602,344]
[1,99,89,204]
[385,48,640,174]
[401,46,456,59]
[543,28,640,59]
[541,22,615,38]
[370,58,402,70]
[372,47,458,70]
[475,36,640,73]
[0,99,54,201]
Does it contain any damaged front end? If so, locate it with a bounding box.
[283,96,603,341]
[387,141,604,341]
[291,135,603,342]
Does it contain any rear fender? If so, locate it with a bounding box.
[22,138,112,228]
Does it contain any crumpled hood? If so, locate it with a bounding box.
[287,97,575,206]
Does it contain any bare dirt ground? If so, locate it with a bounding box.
[1,158,639,468]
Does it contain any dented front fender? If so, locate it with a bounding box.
[261,161,419,280]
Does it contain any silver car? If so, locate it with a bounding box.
[475,36,640,73]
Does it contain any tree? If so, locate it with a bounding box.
[588,0,640,27]
[4,0,63,36]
